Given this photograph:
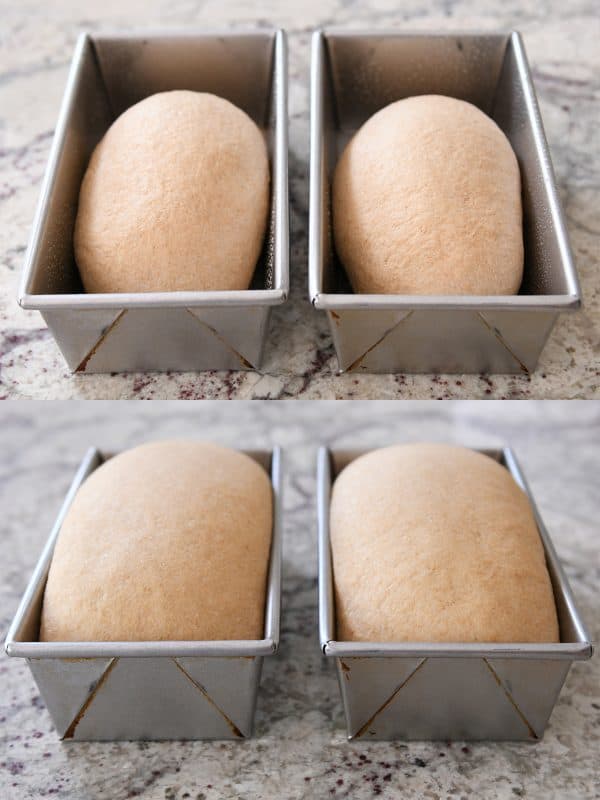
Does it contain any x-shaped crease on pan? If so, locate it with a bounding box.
[483,658,539,739]
[75,311,128,372]
[345,310,531,374]
[346,311,414,372]
[353,657,427,738]
[352,657,540,739]
[61,657,246,739]
[63,657,118,739]
[172,658,244,737]
[476,312,530,375]
[185,309,255,369]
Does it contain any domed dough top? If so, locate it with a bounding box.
[74,91,270,292]
[333,95,523,295]
[40,441,273,641]
[330,443,558,643]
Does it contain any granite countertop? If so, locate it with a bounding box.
[1,400,598,799]
[1,0,598,399]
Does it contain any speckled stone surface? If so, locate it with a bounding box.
[0,0,599,399]
[0,401,598,799]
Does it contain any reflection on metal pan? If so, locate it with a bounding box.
[317,445,592,740]
[18,30,289,373]
[5,446,283,740]
[309,31,581,374]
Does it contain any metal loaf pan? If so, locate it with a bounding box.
[18,30,289,373]
[5,446,283,740]
[317,446,592,740]
[309,31,581,374]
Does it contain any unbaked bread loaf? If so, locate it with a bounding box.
[332,95,523,295]
[330,443,558,643]
[40,441,273,641]
[74,91,270,293]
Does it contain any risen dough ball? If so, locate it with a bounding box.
[74,91,270,292]
[330,443,558,643]
[333,95,523,295]
[40,441,273,641]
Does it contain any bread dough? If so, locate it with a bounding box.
[74,91,270,292]
[40,441,273,641]
[333,95,523,295]
[330,443,558,643]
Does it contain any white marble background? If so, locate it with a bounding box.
[0,0,598,399]
[0,400,598,799]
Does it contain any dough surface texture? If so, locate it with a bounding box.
[40,440,273,641]
[330,443,558,643]
[333,95,523,295]
[74,91,270,293]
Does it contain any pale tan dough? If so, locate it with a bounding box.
[74,91,270,293]
[330,443,559,643]
[40,441,273,641]
[332,95,524,295]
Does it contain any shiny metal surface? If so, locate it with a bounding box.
[18,30,289,372]
[309,30,581,374]
[5,446,283,740]
[317,446,592,740]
